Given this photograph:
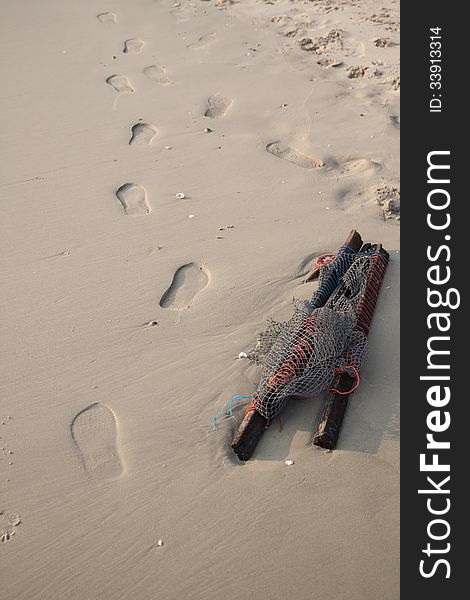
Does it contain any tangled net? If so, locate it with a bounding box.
[248,248,387,419]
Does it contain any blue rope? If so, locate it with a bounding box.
[308,249,358,311]
[211,395,251,431]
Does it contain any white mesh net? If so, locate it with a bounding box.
[249,252,375,419]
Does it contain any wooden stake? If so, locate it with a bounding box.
[313,245,389,450]
[231,409,268,462]
[312,373,355,450]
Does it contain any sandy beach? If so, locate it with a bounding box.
[0,0,399,598]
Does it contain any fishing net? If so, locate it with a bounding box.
[248,250,385,419]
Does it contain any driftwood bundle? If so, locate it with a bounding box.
[231,231,389,460]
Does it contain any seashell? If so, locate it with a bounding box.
[238,352,248,359]
[145,320,159,327]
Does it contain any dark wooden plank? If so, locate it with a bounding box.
[231,408,268,461]
[344,229,363,251]
[312,373,355,450]
[313,246,389,450]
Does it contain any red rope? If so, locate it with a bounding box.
[330,366,361,395]
[267,314,317,390]
[315,254,336,269]
[244,402,278,431]
[244,403,256,417]
[355,253,388,336]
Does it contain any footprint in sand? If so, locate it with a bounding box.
[328,157,381,176]
[144,64,172,86]
[159,263,209,311]
[266,142,324,169]
[97,12,117,25]
[123,38,144,54]
[116,183,150,215]
[106,74,135,94]
[170,5,194,23]
[129,123,158,146]
[187,33,217,49]
[204,94,232,119]
[0,526,15,544]
[0,511,21,544]
[71,403,123,480]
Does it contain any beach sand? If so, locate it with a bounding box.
[0,1,399,598]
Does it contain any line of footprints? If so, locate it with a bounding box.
[102,10,168,216]
[70,263,210,483]
[99,7,345,222]
[65,13,218,487]
[100,11,232,217]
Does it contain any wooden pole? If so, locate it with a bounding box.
[313,244,389,450]
[312,373,355,450]
[231,230,363,461]
[230,408,268,462]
